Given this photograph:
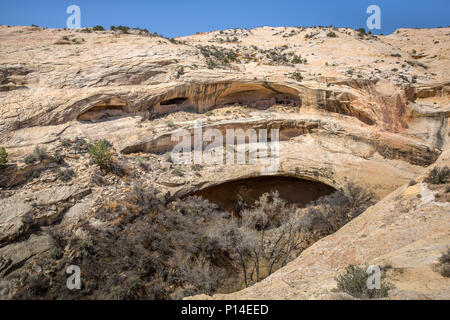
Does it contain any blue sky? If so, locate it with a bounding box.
[0,0,449,37]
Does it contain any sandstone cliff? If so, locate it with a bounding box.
[0,25,448,299]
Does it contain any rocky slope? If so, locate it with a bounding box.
[0,25,449,299]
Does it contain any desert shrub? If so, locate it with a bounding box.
[197,45,238,68]
[356,28,367,37]
[33,145,48,162]
[290,72,303,81]
[109,278,146,300]
[92,25,104,31]
[172,165,184,177]
[166,120,175,127]
[135,155,148,169]
[191,164,203,171]
[57,168,74,182]
[0,147,7,169]
[89,193,235,298]
[342,182,375,218]
[300,182,374,235]
[291,55,306,64]
[116,25,130,34]
[24,154,36,165]
[53,152,63,164]
[408,180,416,186]
[60,138,71,148]
[25,274,50,297]
[335,265,394,299]
[327,31,338,38]
[427,166,449,184]
[88,140,112,169]
[435,248,450,277]
[73,137,88,153]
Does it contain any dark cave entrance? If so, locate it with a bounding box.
[193,176,336,214]
[159,97,189,105]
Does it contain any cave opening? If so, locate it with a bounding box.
[159,97,189,105]
[192,176,336,214]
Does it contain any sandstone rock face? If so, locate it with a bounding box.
[188,148,450,300]
[0,25,449,299]
[0,185,90,244]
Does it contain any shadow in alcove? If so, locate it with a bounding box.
[192,176,336,214]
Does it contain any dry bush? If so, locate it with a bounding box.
[435,248,450,277]
[427,166,450,185]
[335,265,394,299]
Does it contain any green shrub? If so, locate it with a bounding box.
[74,137,88,153]
[53,152,63,164]
[116,25,130,34]
[172,165,184,177]
[290,72,303,81]
[427,166,450,184]
[327,31,338,38]
[356,28,366,37]
[191,164,203,171]
[31,171,40,179]
[135,155,148,170]
[92,25,104,31]
[166,120,175,127]
[335,265,394,299]
[89,140,112,169]
[57,168,74,182]
[435,248,450,277]
[33,145,48,162]
[0,147,7,169]
[24,154,36,165]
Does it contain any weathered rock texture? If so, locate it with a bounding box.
[0,25,449,299]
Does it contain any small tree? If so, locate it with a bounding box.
[89,140,112,169]
[0,147,7,169]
